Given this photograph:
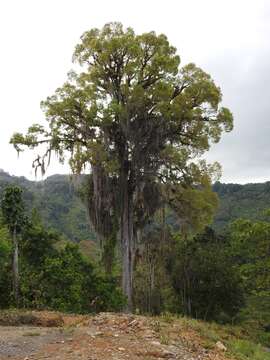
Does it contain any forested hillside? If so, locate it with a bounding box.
[0,170,93,242]
[213,181,270,230]
[1,169,269,239]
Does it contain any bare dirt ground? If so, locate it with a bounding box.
[0,312,231,360]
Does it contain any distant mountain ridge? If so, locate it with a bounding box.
[1,170,270,238]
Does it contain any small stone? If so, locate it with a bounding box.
[168,345,178,352]
[151,341,161,346]
[215,341,227,351]
[94,331,103,336]
[118,347,125,351]
[87,330,103,337]
[144,329,154,338]
[128,319,137,327]
[162,350,176,358]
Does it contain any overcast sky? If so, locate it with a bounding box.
[0,0,269,183]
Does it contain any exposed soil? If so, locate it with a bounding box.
[0,312,232,360]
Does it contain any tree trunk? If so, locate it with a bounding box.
[121,173,134,312]
[90,164,116,275]
[12,226,20,307]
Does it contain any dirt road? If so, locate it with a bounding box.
[0,312,229,360]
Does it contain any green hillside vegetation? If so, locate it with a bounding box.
[1,179,270,326]
[1,170,270,239]
[213,181,270,231]
[2,173,270,339]
[0,170,94,242]
[0,185,125,312]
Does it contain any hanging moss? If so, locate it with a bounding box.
[80,165,119,274]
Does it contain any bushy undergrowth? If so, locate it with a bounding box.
[176,315,270,360]
[0,209,126,313]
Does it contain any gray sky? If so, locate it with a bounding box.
[0,0,269,183]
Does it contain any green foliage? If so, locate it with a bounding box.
[0,220,12,308]
[21,209,59,267]
[0,217,11,257]
[168,227,244,321]
[2,171,270,244]
[20,242,125,313]
[1,185,27,306]
[133,220,178,315]
[0,186,125,312]
[166,176,219,233]
[93,276,126,312]
[213,181,270,231]
[1,185,26,233]
[178,316,270,360]
[0,170,93,243]
[12,21,233,200]
[0,174,268,323]
[133,223,244,321]
[36,176,92,242]
[230,217,270,326]
[228,339,270,360]
[30,243,94,312]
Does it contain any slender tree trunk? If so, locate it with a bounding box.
[150,261,155,314]
[120,172,134,312]
[12,226,20,307]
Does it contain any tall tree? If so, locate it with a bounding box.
[11,23,233,311]
[1,186,25,306]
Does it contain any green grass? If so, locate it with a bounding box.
[23,331,41,336]
[228,339,270,360]
[160,333,170,345]
[183,318,270,359]
[154,314,270,360]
